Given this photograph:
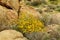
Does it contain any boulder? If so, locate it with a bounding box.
[0,5,18,31]
[0,30,28,40]
[20,5,42,19]
[0,0,19,11]
[51,13,60,25]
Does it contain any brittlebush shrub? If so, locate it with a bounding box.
[18,13,44,33]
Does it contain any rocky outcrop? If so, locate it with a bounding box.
[0,0,60,40]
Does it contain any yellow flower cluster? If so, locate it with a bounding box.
[18,13,44,33]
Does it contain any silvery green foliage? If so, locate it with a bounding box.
[24,31,60,40]
[47,24,60,34]
[41,12,60,25]
[24,32,44,40]
[24,24,60,40]
[42,24,60,40]
[41,32,60,40]
[42,13,52,25]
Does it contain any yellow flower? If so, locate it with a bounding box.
[18,13,44,33]
[19,26,24,28]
